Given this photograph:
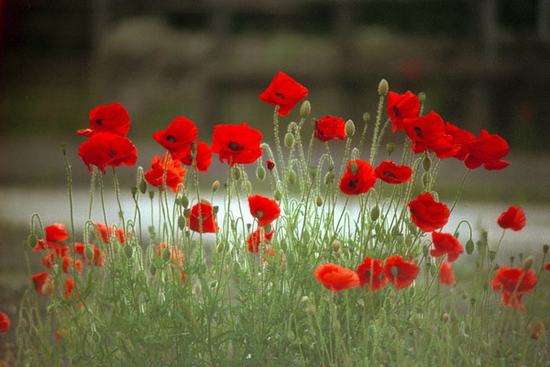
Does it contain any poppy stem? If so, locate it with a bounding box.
[88,167,96,220]
[112,168,126,233]
[369,91,387,164]
[61,144,75,242]
[273,105,286,176]
[449,169,470,214]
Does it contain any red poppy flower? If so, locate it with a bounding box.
[445,122,475,161]
[259,71,308,117]
[314,116,347,142]
[404,112,460,158]
[62,256,82,274]
[491,267,537,311]
[387,91,420,132]
[314,263,360,292]
[384,256,420,290]
[45,223,69,243]
[545,262,550,272]
[439,261,456,286]
[430,232,464,262]
[76,103,130,137]
[408,192,450,232]
[153,116,198,157]
[211,123,263,166]
[356,256,387,291]
[32,272,54,295]
[174,141,212,172]
[155,243,185,268]
[0,311,10,333]
[248,194,281,227]
[464,130,510,170]
[188,201,218,233]
[266,159,275,171]
[64,278,75,300]
[497,205,526,231]
[339,160,376,195]
[144,154,186,192]
[116,228,126,245]
[75,243,105,267]
[78,132,138,174]
[247,228,274,253]
[374,161,413,184]
[530,321,546,340]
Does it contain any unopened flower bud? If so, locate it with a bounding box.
[274,190,282,201]
[300,100,311,119]
[287,169,296,185]
[232,166,241,180]
[465,239,474,254]
[543,244,549,254]
[27,234,37,249]
[241,180,252,194]
[139,179,147,194]
[423,156,431,171]
[442,313,450,322]
[316,196,323,207]
[386,143,395,155]
[148,191,155,200]
[284,132,295,148]
[370,205,380,221]
[256,166,266,181]
[345,120,355,137]
[324,171,334,185]
[332,239,340,253]
[378,78,389,96]
[523,256,534,270]
[85,246,94,261]
[178,215,186,230]
[212,180,220,192]
[266,160,275,171]
[362,112,370,124]
[488,250,496,261]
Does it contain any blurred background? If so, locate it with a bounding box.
[1,0,550,356]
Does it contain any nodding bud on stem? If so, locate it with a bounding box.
[370,205,380,221]
[316,196,323,207]
[386,143,395,155]
[139,179,147,194]
[300,100,311,118]
[256,166,266,181]
[212,180,220,192]
[543,244,549,254]
[523,256,534,270]
[178,215,185,230]
[378,79,389,96]
[274,190,282,201]
[345,120,355,137]
[148,191,155,200]
[85,246,94,262]
[284,132,295,148]
[232,166,241,180]
[332,239,340,253]
[27,234,37,249]
[465,239,474,254]
[241,180,252,194]
[131,186,138,199]
[423,156,431,171]
[287,169,296,185]
[350,162,359,175]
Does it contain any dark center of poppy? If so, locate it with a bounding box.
[166,134,177,143]
[392,106,401,118]
[228,141,244,151]
[95,118,103,126]
[348,179,358,189]
[275,92,286,100]
[383,171,396,178]
[391,266,400,278]
[414,126,423,137]
[107,150,117,158]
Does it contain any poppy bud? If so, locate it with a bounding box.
[287,169,296,185]
[488,250,496,261]
[241,180,252,194]
[184,208,191,218]
[423,156,431,171]
[27,234,37,249]
[324,171,334,185]
[131,186,138,199]
[150,265,156,276]
[543,244,549,254]
[212,180,220,192]
[442,313,450,322]
[232,166,241,180]
[418,92,426,104]
[345,120,355,137]
[139,179,147,194]
[332,239,340,253]
[124,245,133,258]
[308,167,318,180]
[284,132,295,148]
[181,195,189,208]
[523,256,534,270]
[350,147,360,160]
[350,162,359,175]
[378,78,389,96]
[316,196,323,207]
[256,166,266,181]
[162,248,171,262]
[148,191,155,200]
[300,100,311,119]
[274,190,282,201]
[370,205,380,221]
[85,246,94,262]
[386,143,395,155]
[266,160,275,171]
[465,239,474,254]
[363,112,370,124]
[178,215,185,230]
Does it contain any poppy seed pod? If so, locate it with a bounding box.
[386,143,395,155]
[423,156,431,171]
[465,239,474,254]
[211,180,220,192]
[370,205,380,221]
[345,120,355,137]
[256,166,266,181]
[378,79,389,96]
[300,100,311,118]
[284,132,295,148]
[178,215,185,230]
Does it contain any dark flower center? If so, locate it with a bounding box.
[348,179,358,189]
[414,126,423,137]
[166,135,177,143]
[275,92,286,100]
[383,171,396,178]
[392,106,401,118]
[228,141,244,151]
[95,119,103,126]
[107,150,117,158]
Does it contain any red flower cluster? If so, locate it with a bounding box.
[464,130,510,170]
[176,141,212,173]
[339,160,376,195]
[212,123,263,166]
[247,228,274,253]
[497,205,526,231]
[248,194,280,227]
[492,267,537,311]
[387,91,420,133]
[95,223,127,245]
[314,116,347,142]
[144,154,186,192]
[439,261,456,286]
[260,72,308,116]
[188,201,218,233]
[408,192,450,232]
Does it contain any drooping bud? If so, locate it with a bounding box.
[139,179,147,194]
[300,100,311,119]
[266,160,275,171]
[465,239,474,254]
[423,155,431,171]
[284,132,295,148]
[488,250,496,261]
[287,169,296,185]
[370,205,380,221]
[178,215,186,230]
[523,256,534,270]
[386,143,395,156]
[212,180,220,192]
[345,120,355,137]
[27,233,37,249]
[84,246,94,262]
[378,78,389,96]
[324,171,335,185]
[256,166,266,181]
[131,186,138,199]
[274,190,282,201]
